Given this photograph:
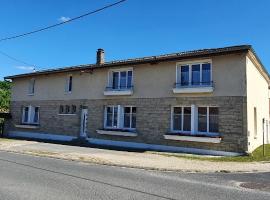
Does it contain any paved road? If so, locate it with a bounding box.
[0,151,269,200]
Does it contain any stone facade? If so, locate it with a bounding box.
[6,96,248,153]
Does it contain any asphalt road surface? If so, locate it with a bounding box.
[0,151,269,200]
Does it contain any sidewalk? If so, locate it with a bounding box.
[1,139,269,173]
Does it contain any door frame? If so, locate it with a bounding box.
[80,108,88,138]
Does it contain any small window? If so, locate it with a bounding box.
[22,106,39,124]
[59,105,64,114]
[65,105,70,114]
[28,78,35,95]
[65,75,72,93]
[71,105,76,114]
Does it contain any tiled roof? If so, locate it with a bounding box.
[4,45,263,79]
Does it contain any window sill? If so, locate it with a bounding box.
[164,134,221,143]
[96,129,137,137]
[27,93,34,96]
[15,124,40,129]
[172,86,213,94]
[104,89,133,96]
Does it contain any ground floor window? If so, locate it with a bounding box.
[22,106,40,125]
[59,105,77,114]
[198,107,218,133]
[172,106,219,135]
[172,106,191,132]
[105,105,136,130]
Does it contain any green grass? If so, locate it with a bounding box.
[0,138,14,143]
[152,144,270,162]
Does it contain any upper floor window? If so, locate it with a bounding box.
[104,68,134,96]
[109,69,133,90]
[22,105,39,125]
[176,61,212,87]
[28,78,35,95]
[65,75,72,93]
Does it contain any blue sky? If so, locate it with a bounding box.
[0,0,269,80]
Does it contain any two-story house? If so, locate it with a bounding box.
[4,45,270,156]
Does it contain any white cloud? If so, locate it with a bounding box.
[58,16,71,22]
[16,66,35,71]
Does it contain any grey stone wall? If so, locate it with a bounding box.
[6,96,248,153]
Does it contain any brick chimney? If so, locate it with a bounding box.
[96,48,105,65]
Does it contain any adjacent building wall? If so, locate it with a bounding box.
[246,56,270,152]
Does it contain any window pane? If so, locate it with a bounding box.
[33,107,39,123]
[124,107,131,128]
[120,71,127,89]
[106,113,112,127]
[181,65,189,86]
[192,64,200,85]
[131,114,136,128]
[29,79,35,94]
[132,107,136,113]
[198,107,207,132]
[68,76,72,92]
[183,107,191,131]
[106,107,113,127]
[127,71,133,88]
[209,107,219,132]
[124,107,131,114]
[65,105,70,114]
[173,107,182,130]
[59,105,64,114]
[72,105,76,114]
[124,113,130,128]
[24,107,29,123]
[113,107,118,127]
[202,63,211,85]
[112,72,119,89]
[174,107,182,114]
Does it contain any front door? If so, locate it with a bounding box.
[80,109,88,138]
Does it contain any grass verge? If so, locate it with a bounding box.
[151,144,270,162]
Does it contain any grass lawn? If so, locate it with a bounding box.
[153,144,270,162]
[0,138,13,142]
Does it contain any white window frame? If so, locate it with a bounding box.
[104,105,136,130]
[176,59,212,86]
[171,106,192,134]
[171,105,219,136]
[107,68,133,90]
[22,105,40,125]
[28,78,35,95]
[123,106,136,129]
[197,106,219,134]
[65,74,73,93]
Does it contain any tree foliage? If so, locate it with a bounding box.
[0,81,11,112]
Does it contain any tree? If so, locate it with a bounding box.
[0,81,11,112]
